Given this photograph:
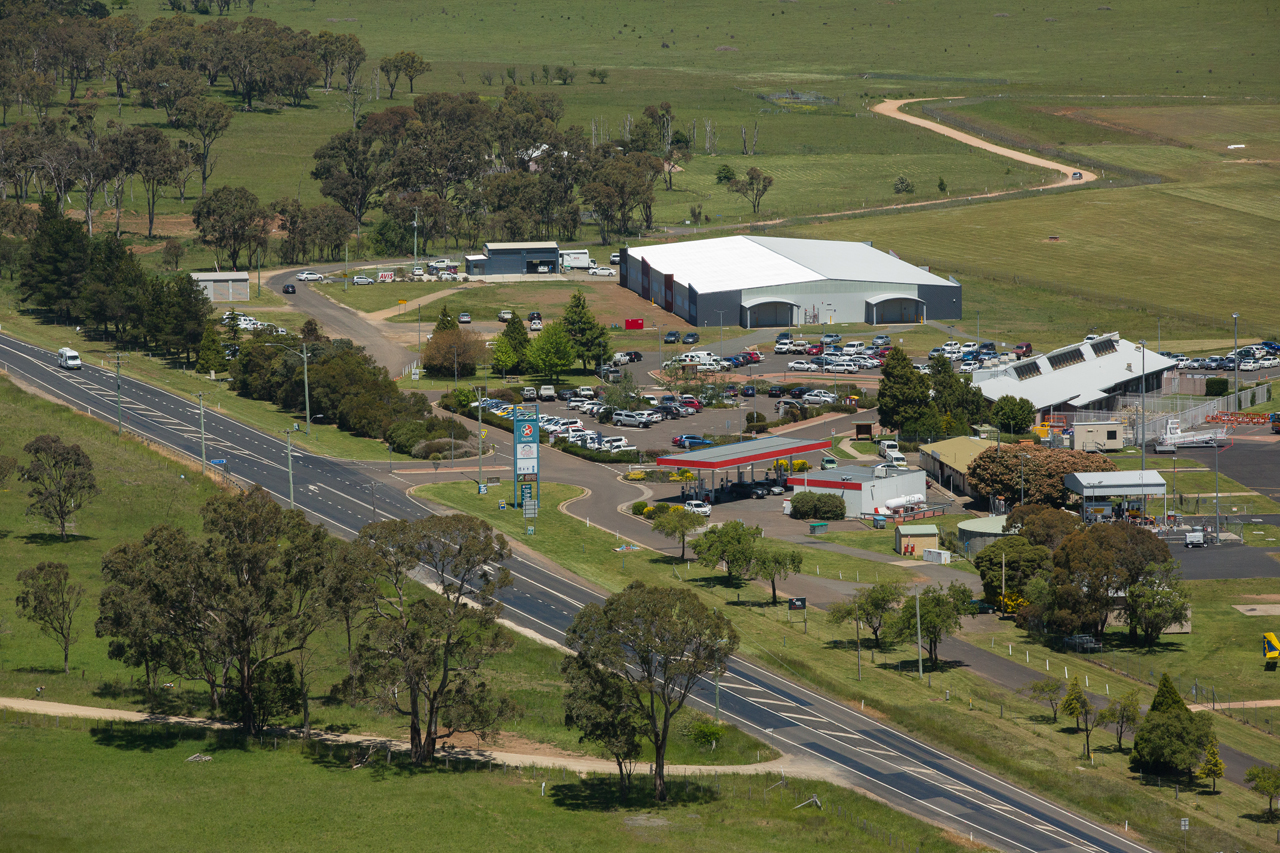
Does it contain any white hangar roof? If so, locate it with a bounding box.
[625,236,956,295]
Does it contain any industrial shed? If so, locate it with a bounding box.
[619,236,962,328]
[464,242,560,277]
[787,464,927,518]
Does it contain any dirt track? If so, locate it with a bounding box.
[870,98,1098,186]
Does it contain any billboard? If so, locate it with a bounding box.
[513,411,539,509]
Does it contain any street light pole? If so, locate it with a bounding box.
[283,426,295,509]
[915,592,924,679]
[452,344,458,391]
[1232,313,1240,412]
[715,309,727,359]
[198,392,206,476]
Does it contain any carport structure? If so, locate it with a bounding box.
[1064,470,1167,522]
[656,436,832,504]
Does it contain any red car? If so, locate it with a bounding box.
[679,396,703,411]
[739,351,761,363]
[806,344,823,355]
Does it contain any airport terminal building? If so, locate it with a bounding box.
[619,236,962,328]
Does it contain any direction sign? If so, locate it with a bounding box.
[210,459,227,465]
[1180,819,1188,831]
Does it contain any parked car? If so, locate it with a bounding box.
[498,310,514,322]
[678,395,703,411]
[1013,342,1033,358]
[741,385,756,397]
[805,344,824,356]
[610,252,621,264]
[684,500,712,517]
[776,332,793,344]
[750,486,769,499]
[681,437,714,450]
[282,283,296,294]
[788,360,820,372]
[295,270,323,281]
[774,342,793,354]
[539,385,556,401]
[1239,359,1259,371]
[664,330,681,344]
[528,311,542,322]
[970,600,997,615]
[768,386,786,398]
[458,312,471,324]
[589,266,616,276]
[625,351,642,362]
[522,387,537,401]
[820,333,842,345]
[682,332,700,344]
[673,434,701,446]
[958,362,977,374]
[530,319,544,331]
[872,334,891,347]
[612,411,649,428]
[788,387,812,399]
[826,360,858,374]
[651,404,684,419]
[803,390,838,406]
[352,274,374,285]
[776,399,803,414]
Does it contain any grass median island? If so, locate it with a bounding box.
[417,479,1280,852]
[0,719,973,853]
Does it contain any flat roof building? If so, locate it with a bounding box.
[917,437,995,498]
[465,242,560,277]
[787,463,927,518]
[620,236,961,328]
[191,271,250,302]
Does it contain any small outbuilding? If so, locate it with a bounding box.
[191,271,250,302]
[957,515,1012,556]
[1071,420,1123,453]
[896,524,939,556]
[464,242,560,277]
[787,464,927,518]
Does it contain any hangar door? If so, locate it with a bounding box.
[865,296,924,324]
[742,299,799,328]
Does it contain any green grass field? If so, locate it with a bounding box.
[415,480,1280,852]
[0,718,970,853]
[313,278,459,314]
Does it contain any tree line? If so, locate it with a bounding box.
[19,196,210,357]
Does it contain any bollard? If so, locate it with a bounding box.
[541,782,546,796]
[1046,659,1049,670]
[1008,644,1012,655]
[1085,675,1089,688]
[1026,650,1029,662]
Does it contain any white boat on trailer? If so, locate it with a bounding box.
[1153,419,1227,452]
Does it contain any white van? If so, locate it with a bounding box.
[878,439,899,459]
[57,347,82,370]
[884,450,908,469]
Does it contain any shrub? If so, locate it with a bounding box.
[715,164,736,184]
[1205,377,1229,397]
[642,507,656,519]
[650,503,671,518]
[893,175,915,194]
[631,500,649,516]
[745,411,767,425]
[487,388,518,403]
[793,459,811,472]
[387,416,472,455]
[813,493,846,520]
[789,491,818,520]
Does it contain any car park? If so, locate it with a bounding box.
[352,274,374,285]
[788,360,820,372]
[684,500,711,517]
[682,332,700,344]
[282,283,296,294]
[295,271,323,281]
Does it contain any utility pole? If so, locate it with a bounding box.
[915,592,924,679]
[198,392,206,476]
[1232,313,1240,412]
[418,305,422,355]
[413,211,419,269]
[283,426,295,509]
[1001,553,1006,613]
[715,309,727,359]
[265,342,312,433]
[114,352,124,436]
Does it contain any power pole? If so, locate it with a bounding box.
[198,392,206,476]
[916,592,924,679]
[114,352,124,436]
[283,426,295,509]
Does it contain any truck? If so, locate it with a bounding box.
[559,250,596,270]
[1185,526,1206,548]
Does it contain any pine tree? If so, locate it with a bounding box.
[1198,740,1225,792]
[876,346,933,431]
[561,288,611,370]
[19,196,90,324]
[435,302,459,333]
[195,323,224,374]
[1149,673,1187,716]
[500,313,531,369]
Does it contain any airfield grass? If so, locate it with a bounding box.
[0,719,973,853]
[0,376,777,765]
[416,481,1280,853]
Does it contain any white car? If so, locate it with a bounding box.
[530,319,544,331]
[458,312,471,324]
[429,259,451,269]
[826,361,858,374]
[1260,357,1279,369]
[412,266,425,277]
[1175,358,1191,368]
[788,360,820,372]
[562,427,590,443]
[774,342,792,354]
[958,362,977,374]
[352,274,374,285]
[802,391,837,406]
[295,270,323,282]
[960,342,978,353]
[588,266,616,276]
[1239,359,1258,372]
[439,271,459,282]
[684,500,711,517]
[566,397,590,410]
[915,363,932,374]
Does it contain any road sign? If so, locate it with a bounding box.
[411,369,421,380]
[520,483,533,504]
[478,483,488,495]
[498,499,506,510]
[1180,819,1188,831]
[210,459,227,465]
[523,501,538,519]
[481,429,488,439]
[788,597,807,611]
[398,299,407,305]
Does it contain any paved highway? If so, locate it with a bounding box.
[0,332,1153,853]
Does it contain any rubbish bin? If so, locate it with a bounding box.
[809,522,829,535]
[872,515,886,530]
